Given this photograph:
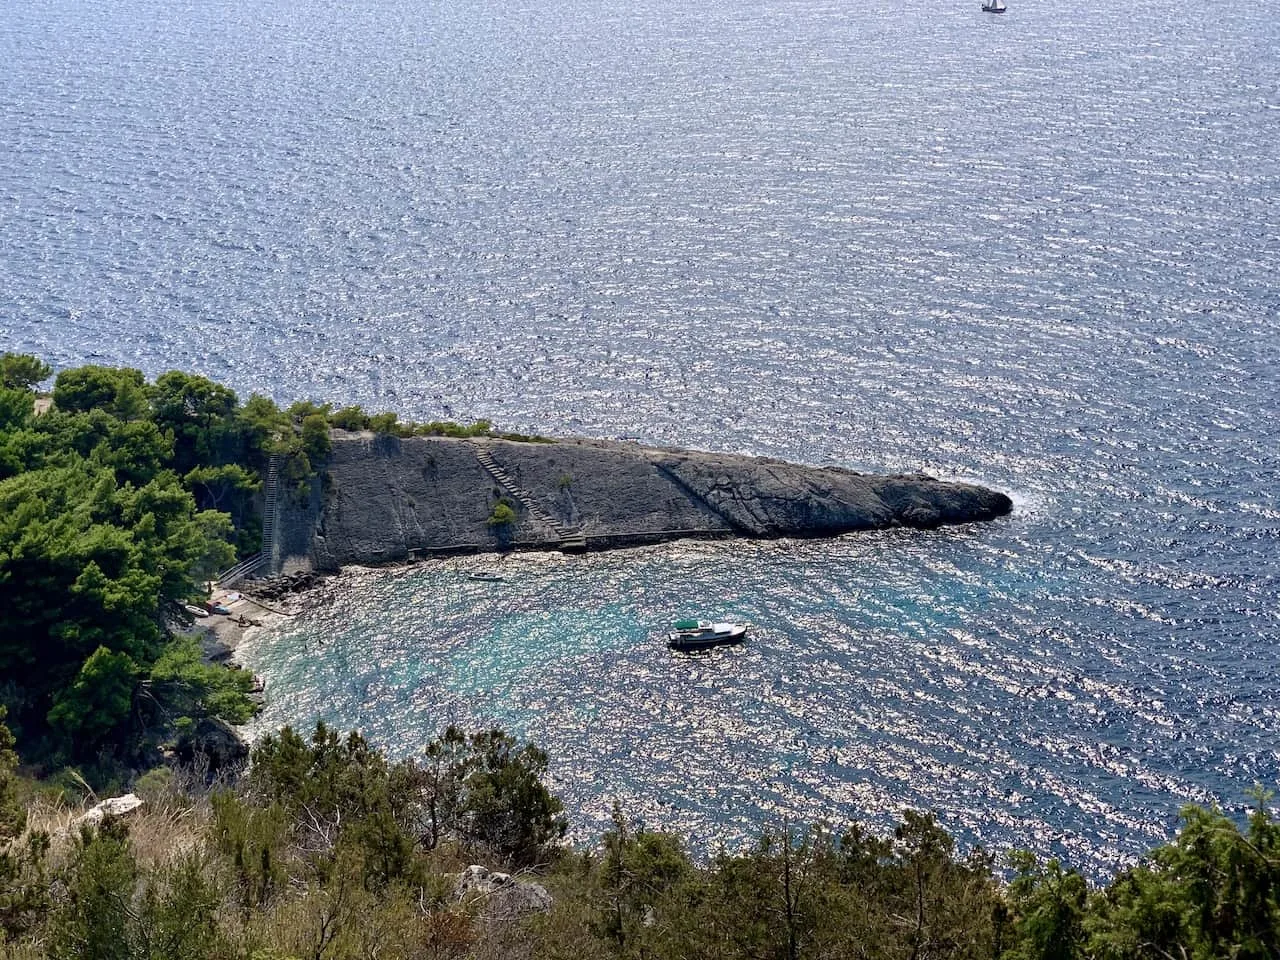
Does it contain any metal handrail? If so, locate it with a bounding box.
[214,553,264,588]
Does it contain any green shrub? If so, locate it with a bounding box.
[286,399,332,422]
[486,499,518,528]
[48,820,139,960]
[132,766,175,802]
[211,790,290,911]
[300,413,332,462]
[0,706,25,842]
[328,405,370,431]
[0,353,51,392]
[452,728,567,868]
[367,412,399,436]
[0,827,51,941]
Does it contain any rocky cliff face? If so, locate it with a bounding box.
[279,434,1012,571]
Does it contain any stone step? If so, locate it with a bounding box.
[559,535,588,552]
[474,447,563,542]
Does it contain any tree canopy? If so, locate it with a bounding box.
[0,353,50,392]
[0,355,257,765]
[0,353,507,771]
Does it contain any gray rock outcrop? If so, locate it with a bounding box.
[175,717,250,774]
[274,434,1012,571]
[454,864,553,919]
[651,450,1009,536]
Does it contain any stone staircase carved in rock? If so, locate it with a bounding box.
[260,454,282,576]
[474,446,586,551]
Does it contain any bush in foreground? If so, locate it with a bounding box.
[4,715,1276,960]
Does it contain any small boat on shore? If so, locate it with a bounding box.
[667,619,749,651]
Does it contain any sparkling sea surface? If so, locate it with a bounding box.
[3,0,1278,874]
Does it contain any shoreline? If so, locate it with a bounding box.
[207,563,406,668]
[197,586,307,663]
[212,542,704,676]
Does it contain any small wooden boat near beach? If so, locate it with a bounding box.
[469,570,505,582]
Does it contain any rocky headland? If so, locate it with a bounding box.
[272,434,1013,572]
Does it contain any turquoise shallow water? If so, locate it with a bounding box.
[3,0,1279,874]
[239,517,1278,876]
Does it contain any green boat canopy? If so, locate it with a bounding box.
[673,619,701,630]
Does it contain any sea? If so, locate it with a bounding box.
[2,0,1277,876]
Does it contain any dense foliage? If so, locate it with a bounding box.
[306,400,550,443]
[0,709,23,843]
[0,716,1275,959]
[0,354,546,776]
[0,356,301,770]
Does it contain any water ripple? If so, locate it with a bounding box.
[4,0,1279,874]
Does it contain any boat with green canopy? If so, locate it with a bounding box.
[667,619,749,651]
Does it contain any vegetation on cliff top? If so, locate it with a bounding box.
[0,354,542,778]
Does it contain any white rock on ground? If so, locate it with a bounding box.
[454,864,553,919]
[74,793,144,827]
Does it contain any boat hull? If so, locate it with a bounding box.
[667,624,748,651]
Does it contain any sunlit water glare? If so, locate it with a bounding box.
[3,0,1278,874]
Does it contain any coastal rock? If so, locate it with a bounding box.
[454,864,553,918]
[244,571,318,601]
[175,717,250,774]
[651,452,1011,536]
[277,435,1013,570]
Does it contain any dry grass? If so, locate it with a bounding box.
[126,792,210,869]
[16,770,212,871]
[20,792,79,861]
[0,941,47,960]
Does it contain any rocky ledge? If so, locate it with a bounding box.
[274,435,1013,571]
